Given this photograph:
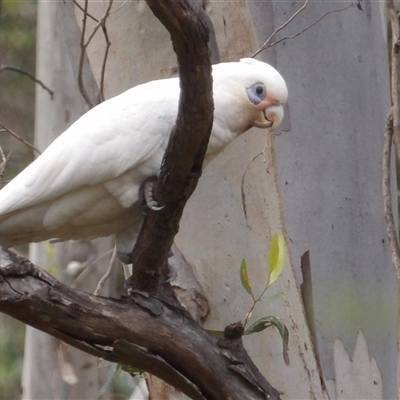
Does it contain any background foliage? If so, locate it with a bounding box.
[0,0,36,179]
[0,1,37,398]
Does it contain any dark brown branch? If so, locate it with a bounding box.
[128,0,214,294]
[0,248,280,400]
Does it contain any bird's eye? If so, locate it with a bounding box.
[246,83,266,105]
[255,84,264,95]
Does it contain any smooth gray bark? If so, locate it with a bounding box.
[270,2,396,398]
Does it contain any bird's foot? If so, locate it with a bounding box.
[139,176,164,214]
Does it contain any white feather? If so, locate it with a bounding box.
[0,60,288,256]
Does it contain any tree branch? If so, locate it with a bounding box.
[0,247,280,400]
[128,0,214,294]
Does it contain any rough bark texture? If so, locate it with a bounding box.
[128,0,214,295]
[0,247,280,400]
[0,1,282,399]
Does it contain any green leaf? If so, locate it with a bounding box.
[240,259,254,297]
[263,291,283,304]
[266,233,285,289]
[206,329,224,338]
[122,364,144,376]
[244,316,290,366]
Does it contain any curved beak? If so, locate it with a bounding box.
[254,105,284,130]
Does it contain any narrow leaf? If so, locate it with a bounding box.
[206,329,224,338]
[263,291,283,304]
[122,364,144,376]
[244,316,290,365]
[240,259,253,297]
[266,233,285,289]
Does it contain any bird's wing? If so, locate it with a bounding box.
[0,78,179,215]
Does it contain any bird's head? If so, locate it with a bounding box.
[212,58,288,135]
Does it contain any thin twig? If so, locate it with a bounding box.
[83,0,114,51]
[99,12,112,100]
[243,284,271,328]
[252,0,309,58]
[71,248,114,288]
[240,137,269,222]
[382,110,400,281]
[72,0,99,22]
[252,4,353,57]
[0,65,54,99]
[77,0,114,106]
[109,0,128,15]
[0,146,11,186]
[78,0,93,107]
[100,0,114,100]
[94,245,118,295]
[0,122,41,155]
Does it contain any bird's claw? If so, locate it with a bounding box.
[140,177,164,213]
[147,202,165,211]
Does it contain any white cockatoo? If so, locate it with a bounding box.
[0,58,287,262]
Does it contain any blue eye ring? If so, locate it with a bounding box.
[246,83,266,105]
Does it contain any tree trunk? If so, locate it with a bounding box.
[273,2,395,398]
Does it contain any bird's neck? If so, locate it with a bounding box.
[206,125,239,161]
